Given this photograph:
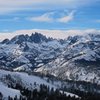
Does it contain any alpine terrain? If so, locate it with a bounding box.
[0,32,100,100]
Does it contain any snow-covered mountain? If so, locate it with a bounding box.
[35,34,100,84]
[0,32,66,70]
[0,32,100,85]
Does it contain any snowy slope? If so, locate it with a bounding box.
[0,82,20,99]
[0,69,79,99]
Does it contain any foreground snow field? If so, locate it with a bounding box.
[0,69,79,99]
[0,82,20,99]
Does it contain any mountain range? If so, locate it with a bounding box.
[0,32,100,85]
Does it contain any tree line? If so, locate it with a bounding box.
[0,82,100,100]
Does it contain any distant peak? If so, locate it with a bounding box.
[1,32,55,44]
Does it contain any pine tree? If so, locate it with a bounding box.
[0,92,3,100]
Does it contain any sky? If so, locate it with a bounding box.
[0,0,100,40]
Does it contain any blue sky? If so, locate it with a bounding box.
[0,0,100,33]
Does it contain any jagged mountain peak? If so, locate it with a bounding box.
[1,38,10,44]
[9,34,29,44]
[1,32,55,44]
[30,32,49,43]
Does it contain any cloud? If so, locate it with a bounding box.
[0,29,100,41]
[28,11,75,23]
[0,0,99,14]
[57,10,75,23]
[95,20,100,23]
[28,12,54,22]
[0,17,20,21]
[0,0,45,14]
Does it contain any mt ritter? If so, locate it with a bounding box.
[0,32,100,84]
